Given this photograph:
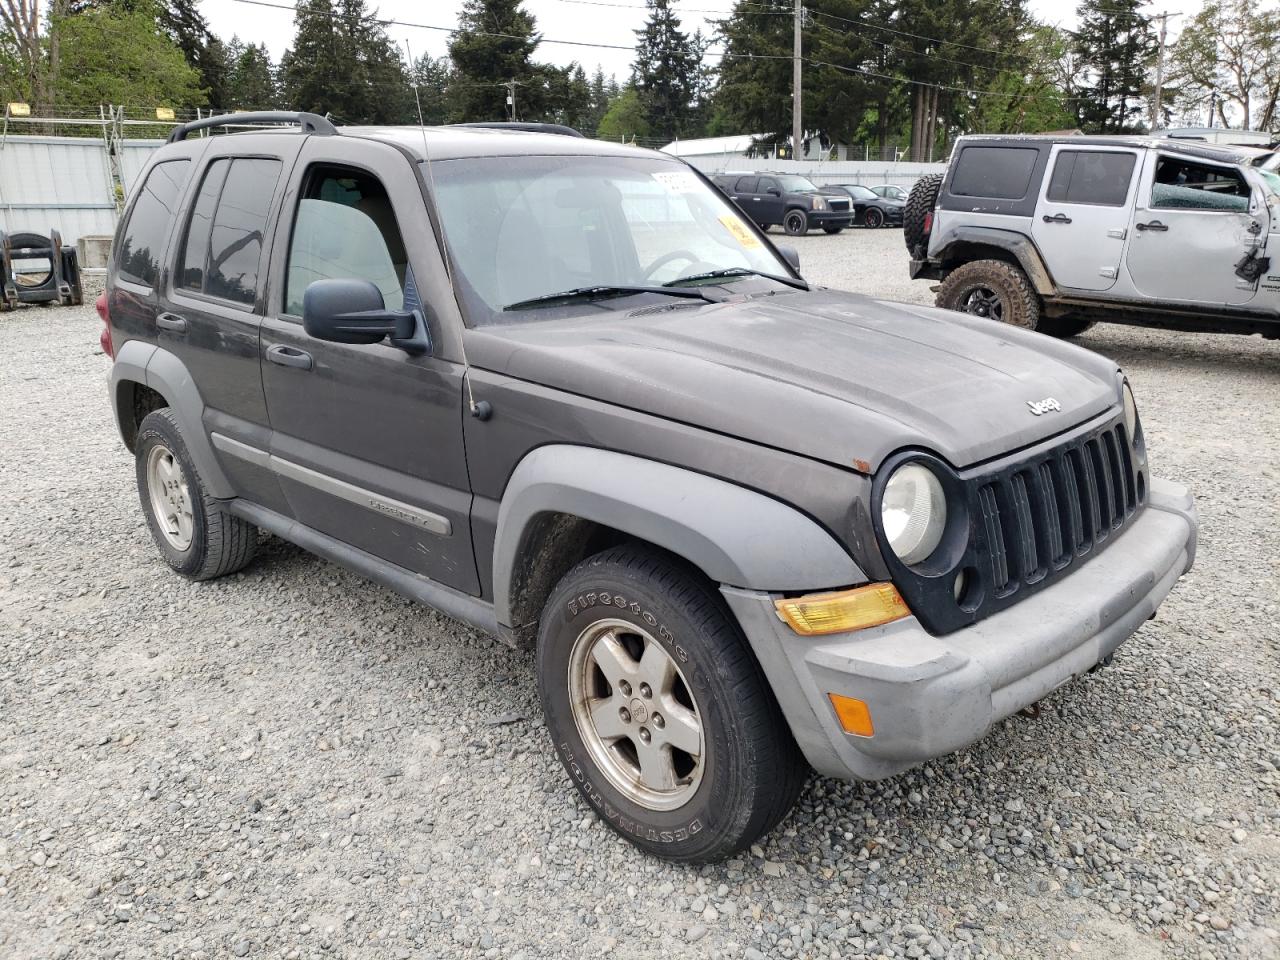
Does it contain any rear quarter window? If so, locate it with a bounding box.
[950,146,1039,200]
[117,160,191,287]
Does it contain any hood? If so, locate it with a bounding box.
[467,289,1121,473]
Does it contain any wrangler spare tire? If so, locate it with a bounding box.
[903,173,944,260]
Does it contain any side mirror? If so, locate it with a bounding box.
[776,243,801,274]
[302,278,430,354]
[766,188,781,197]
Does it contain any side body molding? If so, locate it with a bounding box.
[492,445,864,628]
[109,341,235,498]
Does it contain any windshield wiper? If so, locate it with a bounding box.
[504,284,719,311]
[664,267,809,291]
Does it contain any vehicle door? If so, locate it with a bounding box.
[1125,152,1265,305]
[756,176,786,225]
[162,138,304,515]
[258,136,479,595]
[729,176,763,223]
[1031,144,1140,291]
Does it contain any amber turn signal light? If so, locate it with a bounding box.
[828,694,875,737]
[773,583,909,636]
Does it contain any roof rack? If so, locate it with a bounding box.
[451,121,585,139]
[167,111,337,144]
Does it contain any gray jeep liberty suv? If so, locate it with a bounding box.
[103,112,1198,863]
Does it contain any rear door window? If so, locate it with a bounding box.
[117,160,191,287]
[733,176,758,193]
[1046,151,1136,206]
[950,146,1039,199]
[175,157,281,305]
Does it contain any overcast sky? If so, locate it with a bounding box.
[200,0,1141,82]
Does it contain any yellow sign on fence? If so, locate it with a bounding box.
[156,107,175,121]
[7,102,31,117]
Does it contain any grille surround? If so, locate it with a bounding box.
[873,412,1146,635]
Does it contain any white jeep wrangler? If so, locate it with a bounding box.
[906,134,1280,339]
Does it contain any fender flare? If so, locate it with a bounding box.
[933,224,1058,297]
[492,445,865,629]
[109,340,235,498]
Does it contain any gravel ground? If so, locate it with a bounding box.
[1,230,1278,960]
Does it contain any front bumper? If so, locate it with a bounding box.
[808,210,854,229]
[723,477,1197,781]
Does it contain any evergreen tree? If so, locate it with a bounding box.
[227,39,278,111]
[449,0,541,120]
[410,54,458,125]
[1073,0,1156,133]
[158,0,228,107]
[279,0,411,124]
[631,0,706,140]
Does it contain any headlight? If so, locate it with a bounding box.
[812,195,828,210]
[1122,381,1139,439]
[881,463,947,565]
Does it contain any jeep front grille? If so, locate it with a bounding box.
[875,414,1146,635]
[976,422,1138,596]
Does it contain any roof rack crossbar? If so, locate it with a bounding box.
[167,111,337,143]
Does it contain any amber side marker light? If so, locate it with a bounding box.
[828,694,875,737]
[774,583,910,636]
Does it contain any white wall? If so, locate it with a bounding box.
[679,155,947,190]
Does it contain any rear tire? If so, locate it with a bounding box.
[783,210,808,236]
[903,173,944,258]
[1037,316,1097,338]
[537,543,807,863]
[864,207,885,229]
[135,409,258,580]
[936,259,1041,330]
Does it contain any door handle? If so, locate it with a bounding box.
[1136,220,1169,232]
[1041,213,1072,224]
[265,344,313,370]
[156,312,187,333]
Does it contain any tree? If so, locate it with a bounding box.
[409,54,458,124]
[582,66,619,136]
[1169,0,1280,131]
[52,1,204,112]
[158,0,226,107]
[449,0,540,121]
[596,84,650,141]
[1073,0,1156,133]
[279,0,411,124]
[226,38,277,111]
[632,0,706,140]
[963,24,1077,134]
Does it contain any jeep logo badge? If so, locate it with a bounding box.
[1027,397,1061,416]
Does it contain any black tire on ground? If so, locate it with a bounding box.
[537,543,808,863]
[936,259,1041,330]
[903,172,944,258]
[135,408,258,580]
[783,210,808,236]
[864,207,885,229]
[823,226,843,235]
[1037,316,1097,338]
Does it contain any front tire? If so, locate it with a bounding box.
[936,259,1041,330]
[135,409,257,580]
[823,225,843,235]
[783,210,808,236]
[537,544,807,863]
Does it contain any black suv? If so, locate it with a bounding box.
[103,113,1196,863]
[712,172,854,234]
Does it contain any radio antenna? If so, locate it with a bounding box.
[405,40,480,417]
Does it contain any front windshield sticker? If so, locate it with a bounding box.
[718,215,763,249]
[652,170,703,193]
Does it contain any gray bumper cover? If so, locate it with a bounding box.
[723,477,1198,781]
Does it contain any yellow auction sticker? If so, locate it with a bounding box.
[719,215,763,249]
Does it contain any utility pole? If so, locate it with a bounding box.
[504,79,520,121]
[1150,11,1180,132]
[792,0,802,161]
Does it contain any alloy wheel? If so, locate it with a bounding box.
[146,444,194,551]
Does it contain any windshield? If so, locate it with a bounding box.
[1260,169,1280,198]
[775,175,819,193]
[427,155,794,322]
[842,184,877,199]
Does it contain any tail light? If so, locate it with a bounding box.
[96,292,114,358]
[923,210,934,236]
